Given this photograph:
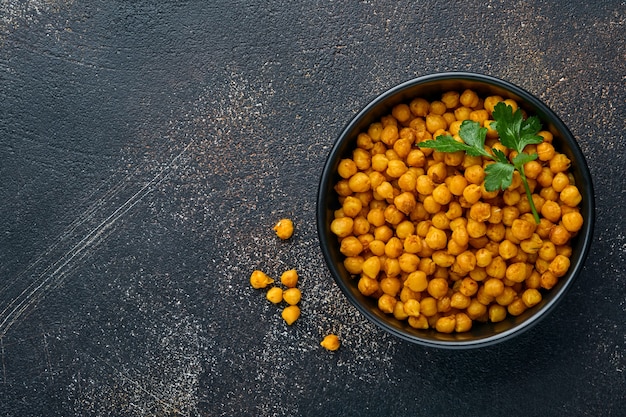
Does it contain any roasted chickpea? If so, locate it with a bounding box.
[358,276,379,296]
[562,211,584,232]
[507,298,527,316]
[522,288,542,308]
[340,236,363,257]
[378,293,397,314]
[435,315,456,333]
[455,312,473,332]
[281,305,301,325]
[266,287,283,304]
[549,225,572,246]
[560,185,582,207]
[498,239,519,260]
[549,153,571,173]
[549,254,571,277]
[427,277,449,299]
[348,172,371,192]
[283,288,301,305]
[425,227,448,250]
[489,304,507,322]
[250,270,274,289]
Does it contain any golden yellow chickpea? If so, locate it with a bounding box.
[266,287,283,304]
[460,89,480,108]
[380,276,402,297]
[432,183,453,205]
[507,298,527,316]
[392,103,412,123]
[511,218,536,241]
[394,192,417,215]
[450,292,471,309]
[399,253,420,273]
[378,294,397,314]
[283,288,302,305]
[343,257,363,274]
[486,256,507,279]
[562,211,584,232]
[560,185,582,207]
[358,276,379,296]
[435,315,456,333]
[551,172,570,192]
[274,218,294,240]
[441,91,460,108]
[380,124,399,146]
[403,299,421,317]
[320,334,340,351]
[464,165,485,185]
[467,219,487,238]
[348,172,371,193]
[536,141,555,162]
[250,270,274,289]
[427,277,449,299]
[549,225,572,246]
[280,269,299,288]
[455,251,477,273]
[337,159,358,179]
[282,305,300,325]
[356,132,374,150]
[469,202,492,222]
[549,153,571,173]
[522,288,542,308]
[408,315,430,329]
[541,271,559,290]
[483,278,505,297]
[505,262,528,283]
[489,304,507,322]
[374,225,394,242]
[340,236,363,257]
[342,196,363,218]
[475,248,493,268]
[455,312,473,333]
[368,122,383,140]
[425,226,448,250]
[549,254,571,278]
[426,114,448,133]
[404,270,429,292]
[499,239,519,260]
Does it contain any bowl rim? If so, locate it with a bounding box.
[316,71,595,349]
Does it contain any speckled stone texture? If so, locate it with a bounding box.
[1,1,624,416]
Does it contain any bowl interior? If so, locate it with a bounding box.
[317,73,595,348]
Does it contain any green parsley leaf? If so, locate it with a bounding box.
[457,121,491,157]
[491,102,543,153]
[419,135,473,154]
[512,152,538,168]
[484,162,515,192]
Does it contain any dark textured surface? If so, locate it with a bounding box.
[0,1,624,416]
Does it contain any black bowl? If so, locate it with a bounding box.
[317,72,595,349]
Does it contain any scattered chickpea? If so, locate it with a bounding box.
[280,269,299,288]
[283,288,302,305]
[266,287,283,304]
[320,334,341,351]
[281,305,300,325]
[274,218,294,240]
[250,270,274,289]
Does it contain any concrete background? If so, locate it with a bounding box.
[1,1,624,416]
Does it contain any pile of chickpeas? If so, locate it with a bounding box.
[330,89,584,334]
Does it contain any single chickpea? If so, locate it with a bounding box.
[394,192,417,215]
[361,256,381,278]
[455,312,473,333]
[408,315,430,329]
[406,149,426,167]
[549,153,571,173]
[380,276,402,297]
[551,172,570,192]
[432,183,453,205]
[505,262,528,283]
[398,171,418,192]
[560,185,582,207]
[281,305,300,325]
[541,271,559,290]
[489,304,507,322]
[549,225,572,246]
[280,269,299,288]
[320,334,340,351]
[380,124,399,146]
[467,219,487,238]
[475,248,493,268]
[348,172,371,193]
[460,89,480,108]
[425,226,448,250]
[392,103,412,123]
[409,98,430,117]
[368,122,383,140]
[520,233,543,254]
[353,217,371,236]
[461,184,482,205]
[337,159,357,179]
[469,202,492,222]
[283,288,302,305]
[266,287,283,304]
[484,95,504,114]
[507,298,527,316]
[374,225,394,242]
[511,218,536,241]
[427,277,449,299]
[418,297,437,316]
[455,251,477,273]
[378,294,397,314]
[426,114,447,133]
[450,292,471,310]
[404,270,429,292]
[486,222,506,243]
[416,174,436,195]
[393,301,410,321]
[382,257,401,277]
[403,234,423,254]
[549,254,571,278]
[367,208,386,227]
[435,315,456,333]
[274,218,294,240]
[432,250,455,267]
[427,161,448,183]
[466,299,488,320]
[356,132,374,150]
[562,211,584,232]
[503,189,521,206]
[340,236,363,257]
[342,196,362,218]
[399,253,420,273]
[499,239,519,260]
[536,142,555,162]
[250,270,274,289]
[522,288,542,308]
[343,257,363,274]
[441,91,460,108]
[358,276,379,296]
[464,165,485,185]
[371,153,389,172]
[483,278,505,297]
[403,299,421,317]
[368,240,386,256]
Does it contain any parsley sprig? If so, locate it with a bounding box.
[419,102,544,223]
